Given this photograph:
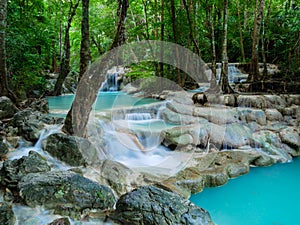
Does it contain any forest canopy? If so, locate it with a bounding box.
[0,0,299,98]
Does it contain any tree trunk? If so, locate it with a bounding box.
[206,3,218,90]
[0,0,9,97]
[219,0,234,94]
[109,0,129,50]
[182,0,200,56]
[78,0,91,81]
[170,0,181,85]
[159,0,164,78]
[249,0,265,82]
[262,0,271,77]
[53,0,80,96]
[236,0,246,62]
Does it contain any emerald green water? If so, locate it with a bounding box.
[190,157,300,225]
[46,92,158,112]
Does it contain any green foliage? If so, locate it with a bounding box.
[6,0,56,97]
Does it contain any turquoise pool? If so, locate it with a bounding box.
[190,157,300,225]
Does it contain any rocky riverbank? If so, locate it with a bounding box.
[0,91,299,224]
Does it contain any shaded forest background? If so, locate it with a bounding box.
[0,0,299,100]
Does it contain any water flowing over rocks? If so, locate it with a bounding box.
[113,185,214,225]
[0,92,299,224]
[6,108,63,143]
[18,171,116,218]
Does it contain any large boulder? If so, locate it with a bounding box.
[0,151,51,192]
[113,185,214,225]
[42,133,101,166]
[19,171,116,218]
[0,97,15,120]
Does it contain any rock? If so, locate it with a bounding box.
[0,97,15,120]
[162,124,203,148]
[237,95,267,109]
[88,160,144,196]
[237,107,267,125]
[166,100,194,116]
[160,108,198,125]
[47,217,71,225]
[252,130,292,162]
[264,95,286,110]
[43,133,101,166]
[265,109,283,122]
[0,202,15,225]
[0,136,9,158]
[9,109,60,142]
[19,171,116,218]
[279,127,300,151]
[192,92,208,105]
[223,124,252,149]
[0,151,50,193]
[193,107,239,125]
[113,185,214,225]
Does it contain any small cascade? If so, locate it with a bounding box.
[216,64,248,84]
[125,113,152,121]
[100,73,119,92]
[7,125,71,171]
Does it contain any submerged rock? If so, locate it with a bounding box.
[19,171,116,218]
[0,202,15,225]
[113,185,214,225]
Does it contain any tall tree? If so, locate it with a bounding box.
[159,0,165,78]
[78,0,92,81]
[53,0,80,96]
[249,0,265,82]
[170,0,181,85]
[182,0,200,56]
[0,0,9,97]
[109,0,129,50]
[236,0,246,62]
[219,0,234,94]
[206,3,218,91]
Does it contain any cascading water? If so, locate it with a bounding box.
[125,112,152,120]
[216,64,248,84]
[100,73,119,92]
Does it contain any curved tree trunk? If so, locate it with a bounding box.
[53,0,80,96]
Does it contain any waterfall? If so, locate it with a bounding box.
[100,73,119,92]
[216,64,248,84]
[125,113,152,120]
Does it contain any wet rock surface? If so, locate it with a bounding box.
[0,202,15,225]
[42,133,100,166]
[19,170,116,218]
[113,185,214,225]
